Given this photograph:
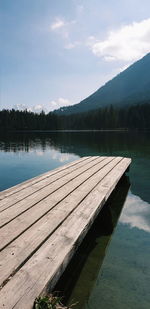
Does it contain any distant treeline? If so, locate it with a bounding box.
[0,103,150,131]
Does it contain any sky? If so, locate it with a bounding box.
[1,0,150,113]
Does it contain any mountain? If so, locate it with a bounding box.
[55,53,150,115]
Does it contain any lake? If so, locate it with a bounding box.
[0,131,150,308]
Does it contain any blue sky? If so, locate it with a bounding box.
[1,0,150,112]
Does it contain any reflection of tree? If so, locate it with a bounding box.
[54,176,130,308]
[1,130,149,156]
[0,133,55,153]
[0,131,150,203]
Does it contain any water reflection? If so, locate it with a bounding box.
[0,131,150,203]
[85,211,150,309]
[120,192,150,233]
[0,131,150,156]
[0,133,79,191]
[54,176,130,308]
[0,131,150,308]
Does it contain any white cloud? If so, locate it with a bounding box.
[48,97,72,111]
[12,98,72,114]
[89,18,150,63]
[31,104,46,113]
[13,104,47,114]
[120,192,150,233]
[50,18,65,31]
[27,104,46,114]
[50,17,76,39]
[50,17,69,38]
[13,104,28,111]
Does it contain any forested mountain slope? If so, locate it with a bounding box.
[55,53,150,115]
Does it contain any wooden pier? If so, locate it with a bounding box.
[0,156,131,309]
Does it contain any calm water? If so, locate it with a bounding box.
[0,131,150,308]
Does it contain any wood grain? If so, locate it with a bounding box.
[0,156,131,309]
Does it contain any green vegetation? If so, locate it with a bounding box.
[59,103,150,130]
[0,109,59,131]
[55,53,150,115]
[0,103,150,131]
[34,294,76,309]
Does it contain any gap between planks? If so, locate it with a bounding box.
[0,156,107,227]
[0,156,94,210]
[0,157,130,287]
[0,157,131,309]
[0,156,115,249]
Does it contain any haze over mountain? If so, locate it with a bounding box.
[55,53,150,115]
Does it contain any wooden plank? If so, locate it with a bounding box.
[0,158,131,309]
[0,157,102,220]
[0,157,95,211]
[0,156,114,249]
[0,157,89,199]
[0,157,90,201]
[0,157,123,286]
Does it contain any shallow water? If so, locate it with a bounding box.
[0,131,150,308]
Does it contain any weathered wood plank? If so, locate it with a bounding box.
[0,157,94,211]
[0,157,124,286]
[0,157,90,201]
[0,156,114,249]
[0,156,102,223]
[0,157,131,309]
